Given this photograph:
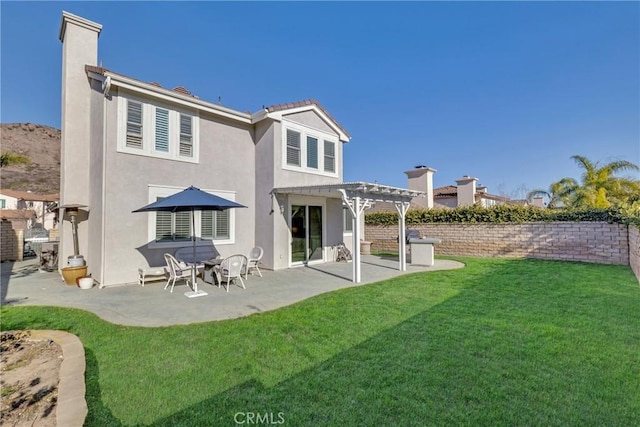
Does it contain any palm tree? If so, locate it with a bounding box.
[527,178,579,208]
[0,151,30,167]
[542,155,640,209]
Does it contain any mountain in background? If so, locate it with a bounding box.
[1,123,60,194]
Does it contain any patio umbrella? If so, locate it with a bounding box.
[133,186,246,297]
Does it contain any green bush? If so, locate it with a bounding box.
[365,204,638,225]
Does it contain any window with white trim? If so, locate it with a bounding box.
[147,186,236,248]
[118,95,199,163]
[282,123,339,176]
[343,207,353,233]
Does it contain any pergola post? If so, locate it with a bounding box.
[339,190,369,283]
[394,202,410,271]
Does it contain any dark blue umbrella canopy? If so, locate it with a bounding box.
[132,186,246,213]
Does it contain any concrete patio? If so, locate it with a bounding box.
[1,256,464,327]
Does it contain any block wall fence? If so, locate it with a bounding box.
[630,225,640,282]
[366,222,640,283]
[1,220,23,262]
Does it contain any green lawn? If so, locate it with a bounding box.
[2,258,639,426]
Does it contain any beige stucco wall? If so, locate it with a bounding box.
[96,91,257,285]
[284,110,335,134]
[367,222,630,265]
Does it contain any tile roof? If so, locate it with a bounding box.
[433,186,458,198]
[85,67,350,138]
[0,189,59,202]
[85,65,202,99]
[0,209,37,220]
[266,99,350,139]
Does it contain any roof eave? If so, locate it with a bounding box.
[88,67,253,124]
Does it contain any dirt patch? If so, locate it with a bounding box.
[0,330,62,426]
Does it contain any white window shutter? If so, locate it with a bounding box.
[307,136,318,169]
[179,114,193,157]
[174,211,191,240]
[215,210,230,239]
[126,100,143,149]
[155,211,172,241]
[286,129,301,166]
[201,210,213,239]
[155,108,169,152]
[324,140,335,172]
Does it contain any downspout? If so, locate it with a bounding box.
[99,76,110,288]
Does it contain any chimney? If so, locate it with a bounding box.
[405,165,437,209]
[58,12,102,271]
[455,175,478,206]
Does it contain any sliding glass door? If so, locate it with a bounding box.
[291,205,323,264]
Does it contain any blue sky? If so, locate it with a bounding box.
[2,1,639,198]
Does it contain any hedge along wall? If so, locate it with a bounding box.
[365,222,629,266]
[629,225,640,282]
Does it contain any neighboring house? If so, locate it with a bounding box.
[58,12,420,287]
[369,167,511,213]
[0,189,59,230]
[433,178,510,208]
[0,209,37,231]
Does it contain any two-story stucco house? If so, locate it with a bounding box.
[58,12,420,287]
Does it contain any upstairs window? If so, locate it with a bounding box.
[118,95,199,163]
[324,140,335,173]
[126,100,143,149]
[286,130,301,166]
[282,123,339,176]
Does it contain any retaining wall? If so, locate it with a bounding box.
[366,222,629,266]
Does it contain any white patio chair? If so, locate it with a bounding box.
[243,246,264,278]
[163,253,192,293]
[217,254,247,292]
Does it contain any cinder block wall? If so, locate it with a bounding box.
[366,222,629,266]
[1,220,24,262]
[629,225,640,282]
[49,228,60,241]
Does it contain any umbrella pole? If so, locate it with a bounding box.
[184,208,207,298]
[192,209,197,292]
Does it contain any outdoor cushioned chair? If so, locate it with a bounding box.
[243,246,264,278]
[217,254,247,292]
[163,253,193,293]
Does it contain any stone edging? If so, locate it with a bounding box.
[30,330,87,427]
